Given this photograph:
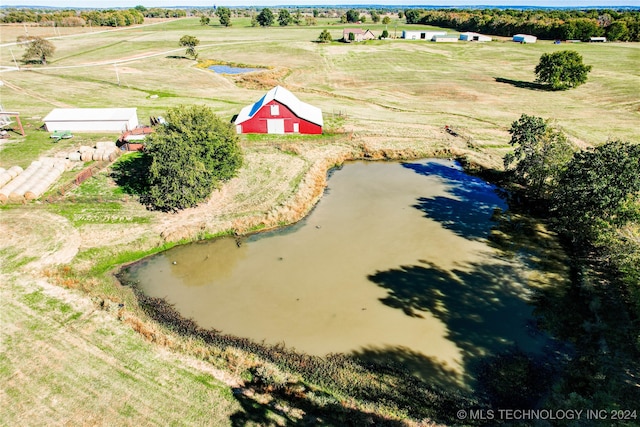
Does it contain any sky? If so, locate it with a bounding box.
[9,1,640,8]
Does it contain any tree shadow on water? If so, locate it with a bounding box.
[367,260,555,393]
[402,161,506,240]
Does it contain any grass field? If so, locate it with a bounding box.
[1,16,639,425]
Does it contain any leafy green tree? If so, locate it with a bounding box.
[535,50,592,90]
[179,35,199,59]
[318,29,332,43]
[200,15,210,26]
[404,9,421,24]
[145,105,243,212]
[346,9,359,23]
[504,114,574,198]
[553,140,640,242]
[278,9,292,26]
[607,21,629,41]
[216,7,232,27]
[256,8,274,27]
[370,10,380,23]
[382,16,391,25]
[348,32,355,42]
[293,10,302,25]
[18,36,55,65]
[381,29,389,39]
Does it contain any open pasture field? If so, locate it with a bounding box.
[2,16,638,165]
[1,16,639,426]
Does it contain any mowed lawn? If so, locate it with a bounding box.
[1,16,639,425]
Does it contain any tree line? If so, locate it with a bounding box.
[505,114,640,333]
[0,7,187,26]
[406,8,640,41]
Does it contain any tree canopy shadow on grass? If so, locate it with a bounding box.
[230,386,410,427]
[110,152,151,197]
[494,77,548,91]
[402,160,506,241]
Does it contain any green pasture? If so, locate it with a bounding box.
[1,17,638,171]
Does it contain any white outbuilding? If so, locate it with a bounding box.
[402,30,447,41]
[43,108,139,132]
[459,32,492,42]
[513,34,537,44]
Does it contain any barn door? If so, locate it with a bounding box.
[267,119,285,134]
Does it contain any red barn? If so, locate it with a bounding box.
[234,86,322,135]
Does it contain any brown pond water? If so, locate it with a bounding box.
[124,159,557,390]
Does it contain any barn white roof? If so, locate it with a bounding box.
[44,108,138,122]
[235,86,323,127]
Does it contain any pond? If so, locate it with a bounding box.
[208,65,266,74]
[123,159,560,390]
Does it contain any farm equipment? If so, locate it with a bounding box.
[50,130,73,141]
[444,125,459,137]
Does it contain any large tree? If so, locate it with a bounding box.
[145,105,243,212]
[503,114,574,198]
[18,36,55,65]
[535,50,592,90]
[179,35,199,59]
[553,140,640,242]
[256,8,274,27]
[345,9,359,23]
[404,9,421,24]
[318,29,332,43]
[216,7,231,27]
[278,9,292,26]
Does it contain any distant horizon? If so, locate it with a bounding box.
[3,1,639,9]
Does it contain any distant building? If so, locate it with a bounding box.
[402,30,447,41]
[590,37,607,42]
[234,86,323,135]
[434,36,458,43]
[513,34,537,44]
[459,32,492,42]
[342,28,376,42]
[43,108,138,132]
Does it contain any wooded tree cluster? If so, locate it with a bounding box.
[409,8,640,41]
[505,114,640,326]
[1,8,146,27]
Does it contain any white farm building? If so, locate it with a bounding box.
[402,30,447,41]
[513,34,537,44]
[43,108,139,132]
[459,32,492,42]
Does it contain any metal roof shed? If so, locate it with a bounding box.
[43,108,139,132]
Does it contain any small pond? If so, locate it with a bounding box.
[208,65,266,74]
[122,159,562,390]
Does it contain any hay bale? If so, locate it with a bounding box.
[79,145,93,153]
[96,140,116,150]
[0,168,5,175]
[92,150,105,161]
[8,166,23,178]
[68,152,81,161]
[81,151,94,162]
[0,170,14,188]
